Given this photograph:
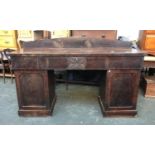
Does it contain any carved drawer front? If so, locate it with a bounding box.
[12,56,38,69]
[67,57,87,69]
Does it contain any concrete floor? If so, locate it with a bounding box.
[0,78,155,125]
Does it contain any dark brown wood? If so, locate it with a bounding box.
[141,76,155,98]
[22,37,131,49]
[99,69,140,116]
[71,30,117,40]
[15,70,56,116]
[11,38,144,117]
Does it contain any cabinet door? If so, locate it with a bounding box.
[106,70,140,108]
[15,70,56,116]
[15,71,50,108]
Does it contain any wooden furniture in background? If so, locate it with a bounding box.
[0,30,17,80]
[17,30,35,50]
[11,38,144,117]
[0,51,5,82]
[138,30,155,97]
[71,30,117,39]
[18,30,35,41]
[0,30,18,50]
[17,30,50,50]
[141,56,155,97]
[138,30,155,56]
[0,49,14,83]
[51,30,71,38]
[141,76,155,97]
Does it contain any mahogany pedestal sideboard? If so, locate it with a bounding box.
[10,38,145,117]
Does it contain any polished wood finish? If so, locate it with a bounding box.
[71,30,117,40]
[138,30,155,55]
[11,38,144,117]
[99,70,140,116]
[15,70,56,116]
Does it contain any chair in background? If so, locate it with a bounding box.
[0,51,5,83]
[0,49,14,83]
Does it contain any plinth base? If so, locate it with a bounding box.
[18,96,56,117]
[98,96,137,117]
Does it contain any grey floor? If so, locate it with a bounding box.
[0,78,155,125]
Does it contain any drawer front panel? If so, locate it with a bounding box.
[72,30,117,40]
[39,57,107,70]
[108,57,143,69]
[145,30,155,34]
[0,30,15,36]
[0,37,17,48]
[12,57,38,69]
[39,57,68,69]
[145,36,155,50]
[86,57,107,69]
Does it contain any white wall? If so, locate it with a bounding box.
[117,29,140,41]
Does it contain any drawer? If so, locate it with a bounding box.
[0,37,17,48]
[145,30,155,34]
[0,30,15,36]
[12,56,38,69]
[145,36,155,50]
[71,30,117,40]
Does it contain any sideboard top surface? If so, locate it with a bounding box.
[11,38,145,57]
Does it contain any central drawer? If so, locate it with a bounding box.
[38,56,108,70]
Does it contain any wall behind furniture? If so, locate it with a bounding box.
[117,29,140,41]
